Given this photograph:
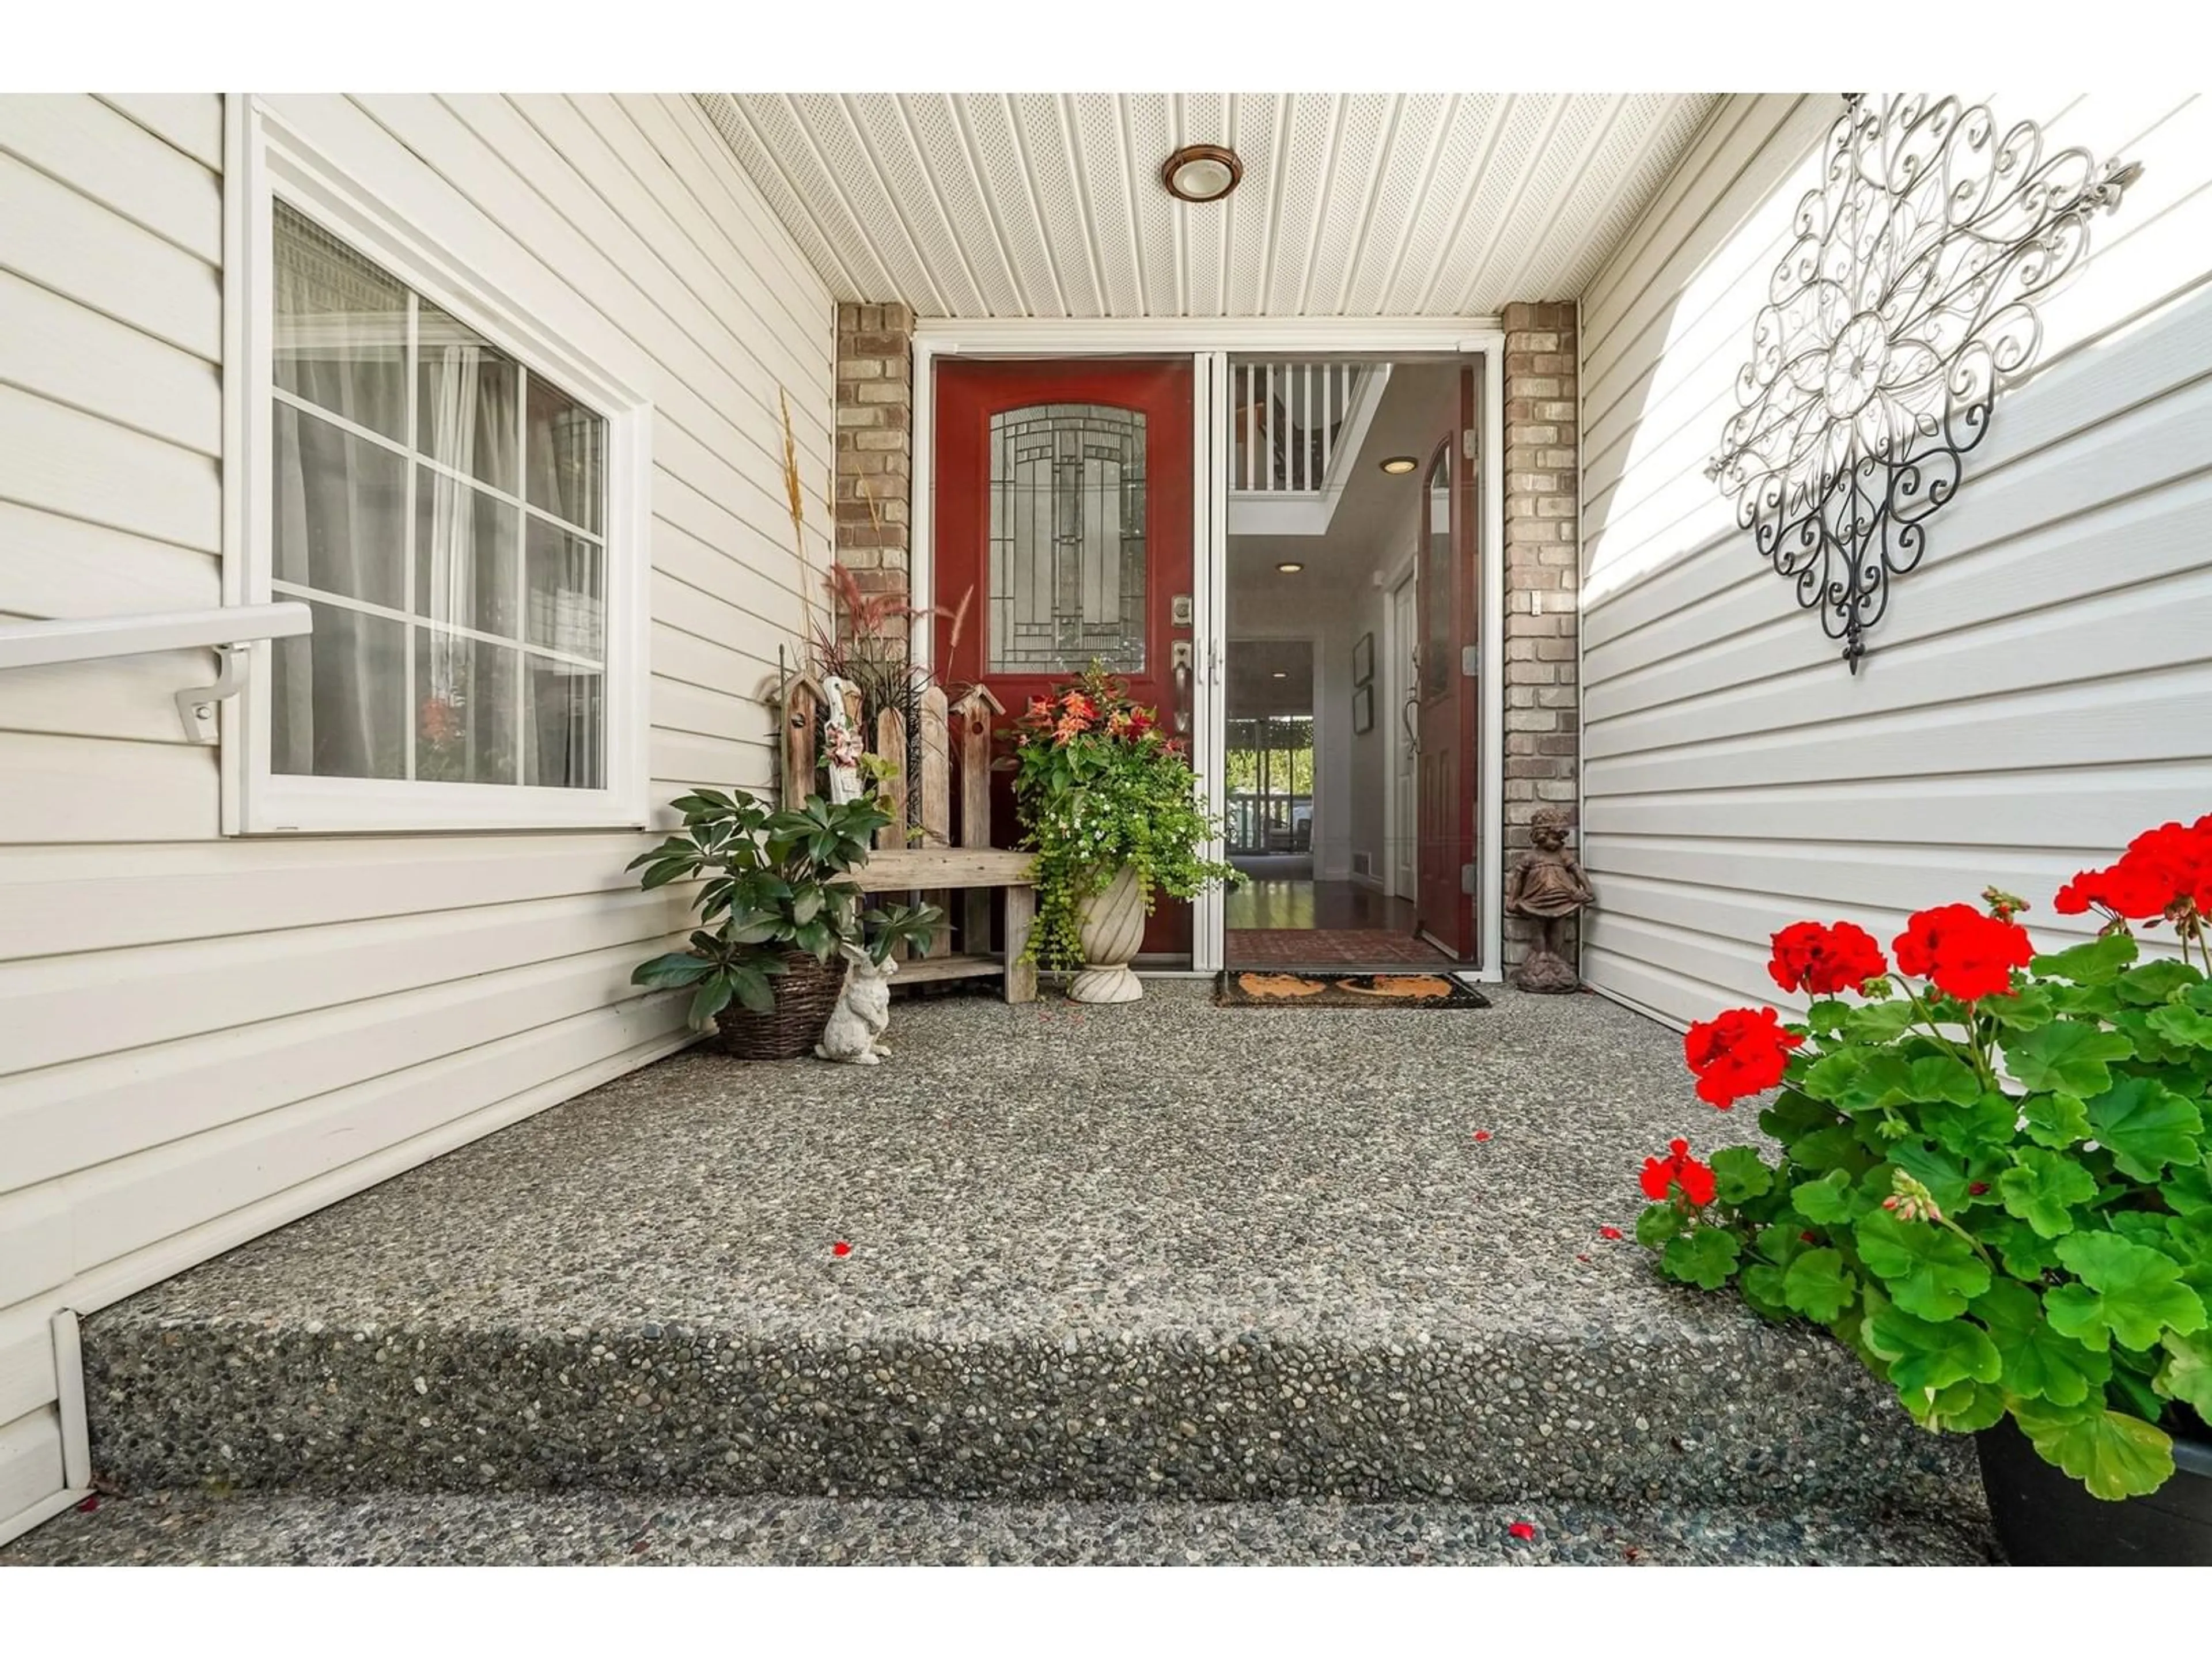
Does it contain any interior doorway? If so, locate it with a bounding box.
[1219,353,1483,973]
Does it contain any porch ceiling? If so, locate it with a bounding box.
[695,93,1721,319]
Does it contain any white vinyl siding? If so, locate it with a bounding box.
[1578,93,2212,1030]
[0,93,834,1542]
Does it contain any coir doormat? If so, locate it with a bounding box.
[1214,969,1491,1009]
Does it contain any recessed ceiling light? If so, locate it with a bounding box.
[1161,144,1242,203]
[1379,455,1419,475]
[1275,562,1304,574]
[1271,671,1288,679]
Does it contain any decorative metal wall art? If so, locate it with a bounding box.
[1706,93,2139,670]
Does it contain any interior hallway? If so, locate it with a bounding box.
[1225,877,1452,968]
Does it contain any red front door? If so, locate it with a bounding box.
[934,358,1195,957]
[1414,363,1482,961]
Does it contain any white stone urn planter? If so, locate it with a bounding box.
[1069,865,1146,1003]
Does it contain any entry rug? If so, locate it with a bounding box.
[1214,969,1491,1009]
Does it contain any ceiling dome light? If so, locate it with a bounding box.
[1162,144,1242,203]
[1271,671,1289,679]
[1275,562,1304,574]
[1379,455,1419,475]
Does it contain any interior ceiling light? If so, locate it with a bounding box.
[1275,562,1304,573]
[1161,144,1242,203]
[1271,671,1289,679]
[1379,455,1420,475]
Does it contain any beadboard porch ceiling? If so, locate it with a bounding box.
[695,93,1720,319]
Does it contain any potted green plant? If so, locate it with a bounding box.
[1007,666,1242,1003]
[627,787,941,1060]
[1633,815,2212,1565]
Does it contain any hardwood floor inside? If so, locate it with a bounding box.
[1224,880,1454,968]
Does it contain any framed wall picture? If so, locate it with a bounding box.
[1353,683,1375,735]
[1352,631,1376,687]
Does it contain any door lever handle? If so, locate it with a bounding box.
[1171,642,1192,733]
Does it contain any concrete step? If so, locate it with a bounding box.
[2,1488,2000,1566]
[82,1309,1968,1509]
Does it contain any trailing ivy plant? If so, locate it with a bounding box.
[627,787,940,1024]
[1637,818,2212,1501]
[1007,666,1243,972]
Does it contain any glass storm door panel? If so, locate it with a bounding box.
[1414,362,1482,962]
[935,358,1195,959]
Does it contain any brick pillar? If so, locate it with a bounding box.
[834,302,913,598]
[1499,300,1581,971]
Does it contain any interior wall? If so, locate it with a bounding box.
[1580,92,2212,1027]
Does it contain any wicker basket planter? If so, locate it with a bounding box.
[713,950,846,1060]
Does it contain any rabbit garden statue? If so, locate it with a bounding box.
[815,945,896,1065]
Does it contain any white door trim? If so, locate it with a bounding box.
[910,317,1508,980]
[1384,555,1418,903]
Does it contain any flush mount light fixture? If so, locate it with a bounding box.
[1271,671,1288,679]
[1161,144,1242,204]
[1275,562,1304,574]
[1378,455,1419,475]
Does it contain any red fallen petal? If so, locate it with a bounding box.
[831,1241,852,1257]
[1508,1522,1537,1541]
[1576,1253,1592,1263]
[1472,1130,1492,1142]
[1599,1226,1623,1240]
[77,1495,99,1513]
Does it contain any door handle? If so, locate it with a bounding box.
[1171,642,1192,733]
[1402,648,1421,751]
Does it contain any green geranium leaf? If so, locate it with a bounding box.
[1922,1091,2022,1158]
[1760,1090,1837,1144]
[1739,1263,1790,1321]
[2010,1401,2174,1501]
[1781,1247,1857,1323]
[1791,1171,1859,1225]
[1793,1124,1870,1173]
[1984,981,2057,1031]
[1635,1202,1685,1250]
[1843,999,1923,1043]
[1887,1142,1971,1216]
[1804,998,1851,1037]
[2006,1021,2136,1097]
[1902,1055,1985,1107]
[2086,1075,2203,1181]
[2114,1008,2199,1067]
[1800,1050,1869,1109]
[2154,1329,2212,1417]
[1997,1147,2099,1239]
[2116,959,2205,1006]
[1913,1378,2010,1433]
[2047,1232,2209,1353]
[1987,1218,2063,1281]
[1854,1209,1990,1320]
[1863,1301,2002,1393]
[1973,1280,2111,1407]
[2031,932,2139,986]
[2147,1002,2212,1050]
[1708,1146,1775,1205]
[2162,1160,2212,1219]
[2021,1092,2092,1150]
[1661,1227,1741,1290]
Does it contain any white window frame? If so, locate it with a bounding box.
[222,96,652,834]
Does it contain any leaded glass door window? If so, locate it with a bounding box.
[986,403,1147,675]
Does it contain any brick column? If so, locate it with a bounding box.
[834,302,913,599]
[1499,300,1581,971]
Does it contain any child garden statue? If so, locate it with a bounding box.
[1503,805,1595,993]
[819,673,864,806]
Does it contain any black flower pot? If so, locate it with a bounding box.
[1976,1414,2212,1565]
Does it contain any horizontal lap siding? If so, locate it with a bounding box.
[0,94,832,1543]
[1578,92,2212,1032]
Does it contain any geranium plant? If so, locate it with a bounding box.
[1007,666,1242,970]
[1637,816,2212,1500]
[627,787,940,1022]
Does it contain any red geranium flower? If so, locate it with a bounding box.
[1683,1007,1801,1108]
[1767,920,1888,997]
[1639,1138,1717,1206]
[2053,818,2212,923]
[1891,903,2035,1001]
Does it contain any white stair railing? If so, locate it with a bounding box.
[0,603,311,741]
[1232,362,1364,494]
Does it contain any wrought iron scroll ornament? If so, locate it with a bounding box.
[1706,94,2139,671]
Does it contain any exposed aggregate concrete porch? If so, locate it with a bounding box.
[39,983,1990,1559]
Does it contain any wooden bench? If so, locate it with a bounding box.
[852,847,1037,1003]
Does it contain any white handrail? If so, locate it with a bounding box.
[0,603,311,672]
